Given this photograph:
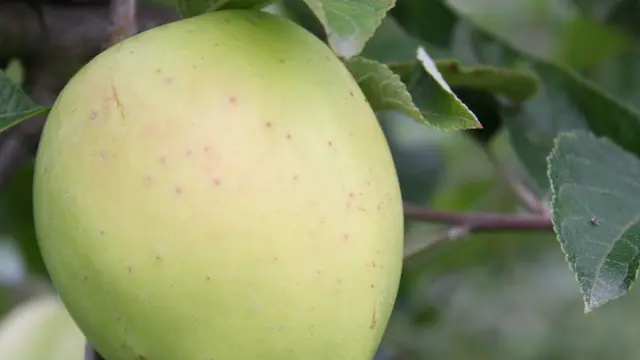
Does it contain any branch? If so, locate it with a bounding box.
[403,202,553,259]
[404,202,553,231]
[404,225,470,259]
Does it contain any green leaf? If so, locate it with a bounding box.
[177,0,274,18]
[360,16,424,64]
[586,47,640,109]
[0,71,50,134]
[437,60,539,104]
[548,131,640,312]
[465,31,640,190]
[301,0,394,58]
[3,59,25,87]
[345,57,425,126]
[280,0,327,40]
[403,47,482,130]
[501,62,591,189]
[505,61,640,190]
[346,51,481,131]
[389,0,459,49]
[445,0,635,69]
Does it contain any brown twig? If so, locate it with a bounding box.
[403,202,553,230]
[109,0,138,46]
[403,202,553,258]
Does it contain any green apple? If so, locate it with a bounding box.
[33,9,404,360]
[0,294,85,360]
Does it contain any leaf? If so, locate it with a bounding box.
[346,51,481,131]
[389,0,459,49]
[360,10,539,104]
[405,47,482,130]
[505,61,640,189]
[360,16,424,64]
[437,60,539,103]
[345,57,424,125]
[500,62,591,189]
[466,31,640,190]
[301,0,394,58]
[548,131,640,312]
[0,71,49,134]
[280,0,327,40]
[586,45,640,109]
[177,0,274,18]
[3,59,25,87]
[444,0,635,69]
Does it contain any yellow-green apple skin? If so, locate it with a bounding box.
[33,9,404,360]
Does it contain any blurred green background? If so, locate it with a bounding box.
[2,0,640,359]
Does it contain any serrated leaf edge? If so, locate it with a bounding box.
[346,56,432,130]
[303,0,397,58]
[546,130,639,313]
[416,47,482,129]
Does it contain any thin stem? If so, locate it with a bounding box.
[404,225,471,259]
[403,203,553,231]
[109,0,138,46]
[403,202,553,258]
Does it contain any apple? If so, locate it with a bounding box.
[33,9,404,360]
[0,294,85,360]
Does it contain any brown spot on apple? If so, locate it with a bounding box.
[370,308,377,329]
